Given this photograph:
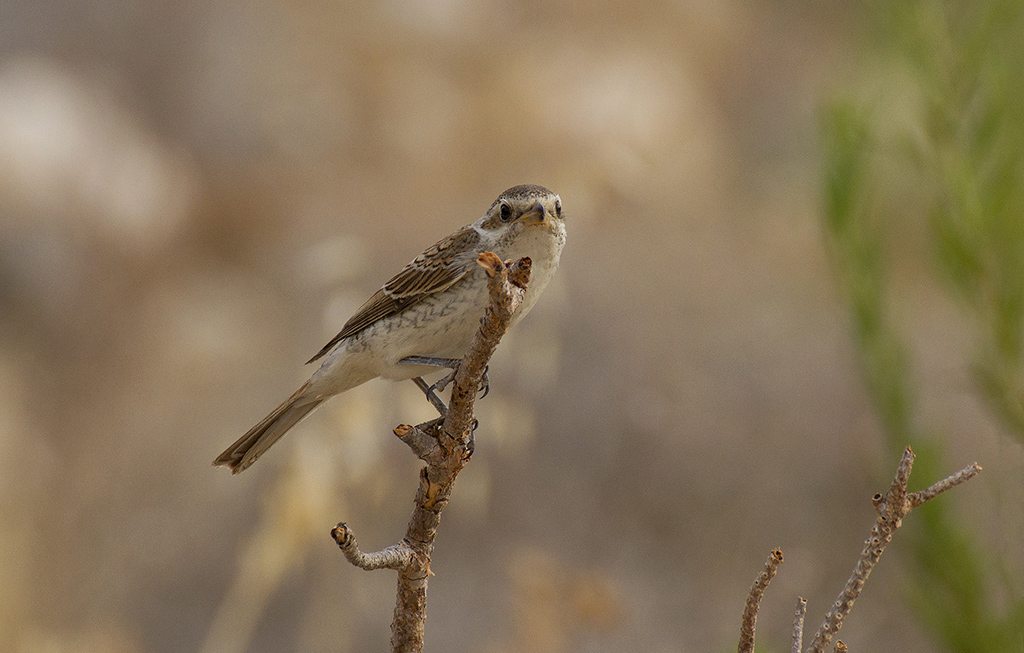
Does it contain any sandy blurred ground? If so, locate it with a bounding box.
[0,1,1019,651]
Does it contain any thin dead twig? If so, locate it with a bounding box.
[792,597,807,653]
[332,523,414,571]
[735,447,981,653]
[738,548,784,653]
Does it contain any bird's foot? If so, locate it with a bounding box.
[401,356,490,399]
[411,376,448,418]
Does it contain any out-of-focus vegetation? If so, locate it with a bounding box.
[822,0,1024,650]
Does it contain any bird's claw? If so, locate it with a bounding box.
[477,366,490,399]
[462,419,478,461]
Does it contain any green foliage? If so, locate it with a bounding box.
[820,0,1024,650]
[822,102,915,437]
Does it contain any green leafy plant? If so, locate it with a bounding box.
[820,0,1024,650]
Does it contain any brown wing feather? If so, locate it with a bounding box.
[307,226,480,364]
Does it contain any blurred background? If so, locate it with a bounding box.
[2,0,1023,651]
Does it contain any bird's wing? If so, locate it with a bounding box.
[306,226,481,363]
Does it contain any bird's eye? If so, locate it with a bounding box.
[555,199,562,217]
[499,202,513,222]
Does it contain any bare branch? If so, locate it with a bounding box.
[738,548,784,653]
[331,523,414,571]
[388,253,529,652]
[328,252,530,652]
[908,462,982,508]
[792,597,807,653]
[804,447,982,652]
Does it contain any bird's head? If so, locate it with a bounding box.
[479,185,563,235]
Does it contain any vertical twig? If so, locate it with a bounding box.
[738,548,784,653]
[792,597,807,653]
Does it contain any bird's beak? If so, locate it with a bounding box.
[518,201,547,225]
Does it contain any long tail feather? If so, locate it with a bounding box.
[213,383,323,474]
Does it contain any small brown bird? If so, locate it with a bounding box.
[214,185,566,473]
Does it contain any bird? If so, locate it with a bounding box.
[213,184,566,473]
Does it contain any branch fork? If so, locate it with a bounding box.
[735,446,981,653]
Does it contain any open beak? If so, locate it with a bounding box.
[518,200,547,225]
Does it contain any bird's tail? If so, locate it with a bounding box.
[213,382,324,474]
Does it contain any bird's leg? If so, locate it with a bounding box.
[401,356,461,368]
[411,377,448,417]
[401,356,490,398]
[402,356,460,395]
